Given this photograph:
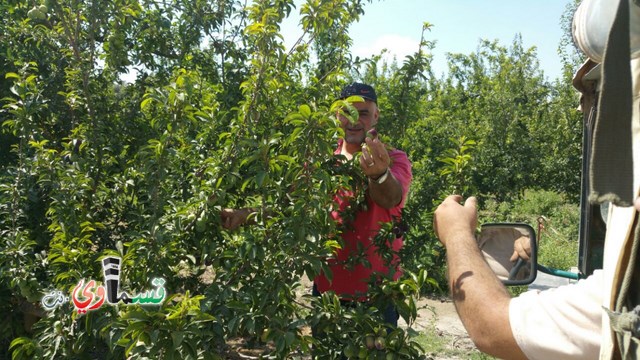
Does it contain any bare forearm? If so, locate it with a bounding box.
[368,171,403,208]
[446,228,510,329]
[444,229,526,359]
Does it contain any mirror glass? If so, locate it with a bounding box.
[477,223,537,286]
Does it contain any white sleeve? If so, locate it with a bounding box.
[509,271,603,360]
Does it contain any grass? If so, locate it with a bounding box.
[480,189,581,272]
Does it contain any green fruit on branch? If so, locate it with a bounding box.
[27,6,46,20]
[195,217,207,233]
[343,344,357,358]
[27,7,39,19]
[365,335,375,349]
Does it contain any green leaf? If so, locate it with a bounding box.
[299,104,311,118]
[171,331,184,347]
[284,331,295,346]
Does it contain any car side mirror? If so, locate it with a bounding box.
[477,223,538,286]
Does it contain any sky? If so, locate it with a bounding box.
[281,0,575,80]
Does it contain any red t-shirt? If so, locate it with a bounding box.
[314,143,412,299]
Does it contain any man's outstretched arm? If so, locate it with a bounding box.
[434,195,527,360]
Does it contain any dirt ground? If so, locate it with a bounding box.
[406,296,479,359]
[402,296,467,337]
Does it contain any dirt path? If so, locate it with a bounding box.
[404,296,480,359]
[402,296,467,336]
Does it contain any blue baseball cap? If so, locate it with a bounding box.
[339,82,377,103]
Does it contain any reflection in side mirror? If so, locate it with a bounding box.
[478,223,538,286]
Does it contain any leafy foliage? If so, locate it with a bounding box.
[1,0,583,358]
[481,189,580,271]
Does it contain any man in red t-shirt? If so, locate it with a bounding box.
[313,83,412,312]
[221,83,412,326]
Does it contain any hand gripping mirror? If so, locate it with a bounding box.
[477,223,538,286]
